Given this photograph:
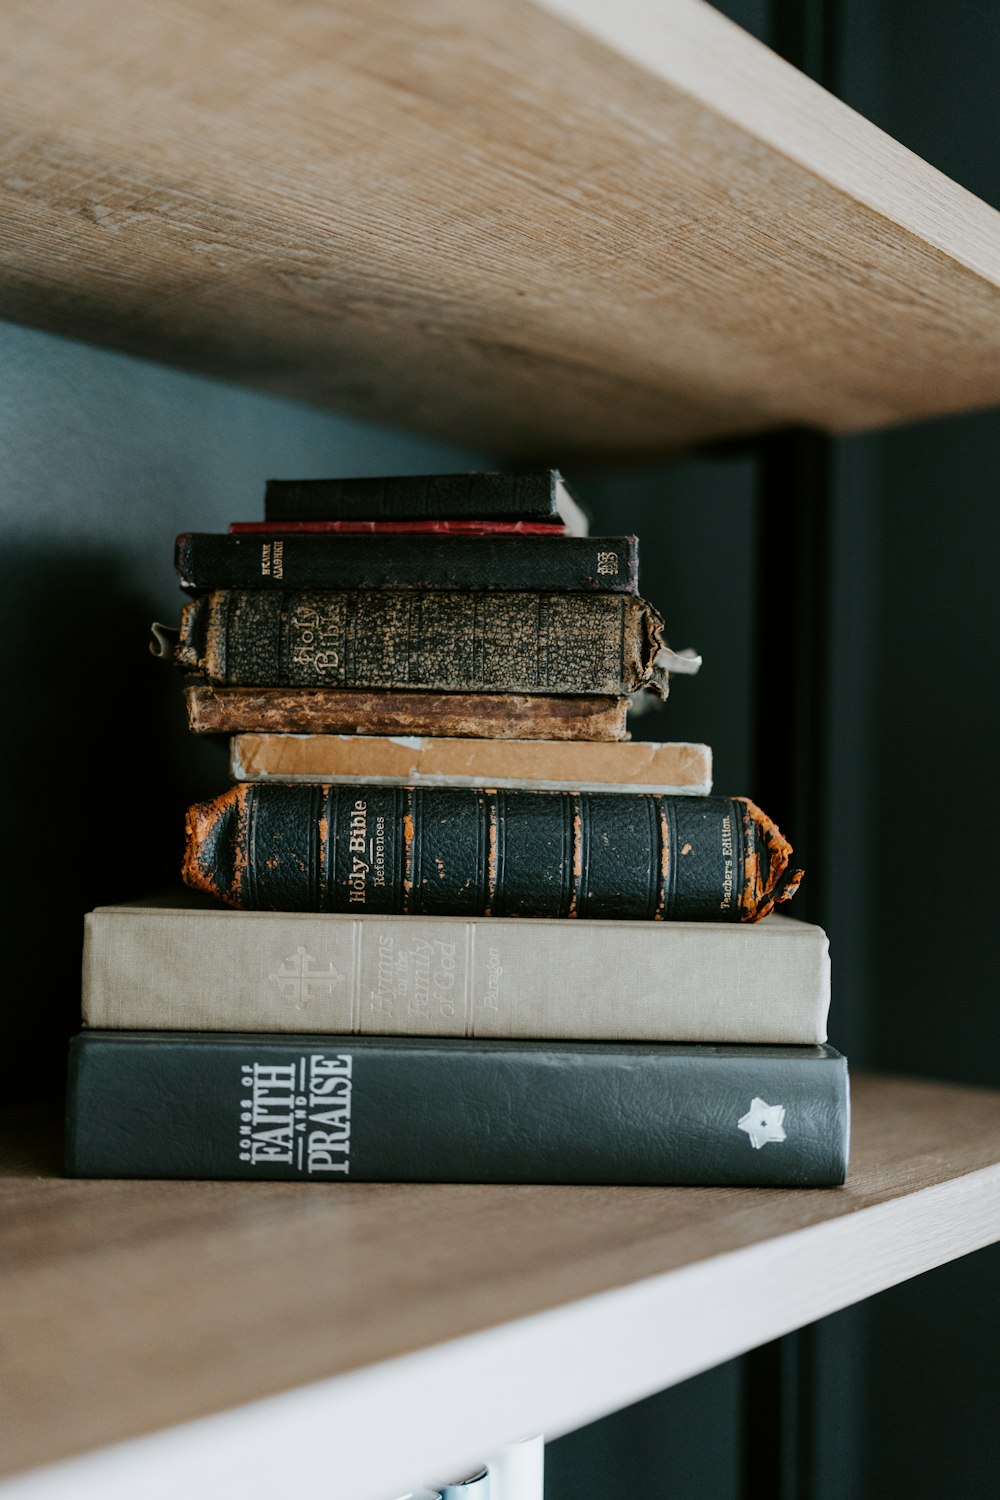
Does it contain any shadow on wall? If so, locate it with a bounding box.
[0,542,228,1098]
[0,317,490,1101]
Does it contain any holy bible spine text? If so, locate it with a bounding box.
[183,787,803,921]
[171,589,668,695]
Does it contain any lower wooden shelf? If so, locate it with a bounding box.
[2,1071,1000,1500]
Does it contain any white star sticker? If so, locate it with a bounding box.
[738,1097,787,1149]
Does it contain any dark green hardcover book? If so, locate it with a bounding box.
[66,1033,850,1187]
[183,787,803,922]
[171,588,668,696]
[174,533,637,593]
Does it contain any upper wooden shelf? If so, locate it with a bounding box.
[2,1,1000,456]
[3,1072,1000,1500]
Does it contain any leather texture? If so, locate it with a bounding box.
[182,686,629,739]
[175,534,638,593]
[183,787,799,922]
[66,1032,850,1186]
[174,589,663,695]
[263,471,570,523]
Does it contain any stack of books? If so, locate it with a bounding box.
[66,471,849,1187]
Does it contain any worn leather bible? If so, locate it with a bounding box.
[183,786,803,922]
[170,588,670,696]
[182,686,631,739]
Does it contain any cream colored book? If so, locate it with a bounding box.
[82,904,829,1045]
[229,734,713,794]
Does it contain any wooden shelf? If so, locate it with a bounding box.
[3,1,1000,456]
[2,1071,1000,1499]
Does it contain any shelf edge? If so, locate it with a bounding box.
[3,1159,999,1500]
[540,0,1000,287]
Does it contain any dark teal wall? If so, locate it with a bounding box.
[0,322,487,1093]
[2,0,997,1493]
[552,2,1000,1497]
[831,3,1000,1496]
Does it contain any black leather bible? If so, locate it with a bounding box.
[66,1033,850,1186]
[183,786,802,921]
[175,533,637,593]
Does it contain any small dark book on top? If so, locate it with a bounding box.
[262,469,589,533]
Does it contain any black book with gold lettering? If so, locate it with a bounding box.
[170,589,668,697]
[175,532,637,593]
[183,786,802,922]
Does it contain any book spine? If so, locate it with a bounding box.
[183,787,803,922]
[228,520,566,535]
[82,907,830,1043]
[183,687,630,740]
[228,732,713,793]
[174,534,638,593]
[263,472,561,523]
[173,590,666,696]
[66,1032,850,1186]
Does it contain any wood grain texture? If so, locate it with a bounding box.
[2,1072,1000,1487]
[2,0,1000,455]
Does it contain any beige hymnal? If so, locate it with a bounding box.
[83,905,828,1045]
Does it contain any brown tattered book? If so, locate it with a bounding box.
[229,733,712,793]
[184,686,631,740]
